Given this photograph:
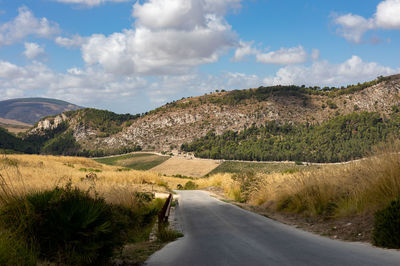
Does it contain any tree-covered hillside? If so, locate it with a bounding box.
[181,111,400,163]
[0,108,142,156]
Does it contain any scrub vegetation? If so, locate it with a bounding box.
[0,154,186,265]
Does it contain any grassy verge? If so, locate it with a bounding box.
[95,153,170,170]
[117,224,183,265]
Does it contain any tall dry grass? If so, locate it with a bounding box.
[197,143,400,217]
[196,173,242,200]
[0,154,187,208]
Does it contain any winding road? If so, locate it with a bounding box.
[146,190,400,266]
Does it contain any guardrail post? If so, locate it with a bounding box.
[158,193,173,230]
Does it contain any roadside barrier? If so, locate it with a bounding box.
[158,193,173,225]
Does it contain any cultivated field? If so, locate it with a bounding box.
[150,157,221,178]
[208,161,321,175]
[95,152,170,171]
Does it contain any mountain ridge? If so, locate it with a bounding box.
[23,74,400,159]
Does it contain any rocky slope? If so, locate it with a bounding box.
[29,75,400,153]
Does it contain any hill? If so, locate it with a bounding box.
[0,97,82,125]
[11,74,400,161]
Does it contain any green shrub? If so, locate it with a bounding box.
[373,199,400,248]
[326,100,338,109]
[0,230,37,265]
[183,181,198,190]
[0,185,126,265]
[232,172,257,202]
[157,225,183,242]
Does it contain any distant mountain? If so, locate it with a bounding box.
[0,98,82,125]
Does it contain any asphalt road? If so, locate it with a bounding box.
[146,190,400,266]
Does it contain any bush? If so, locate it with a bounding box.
[0,185,127,265]
[373,199,400,248]
[183,181,198,190]
[156,225,183,242]
[232,172,257,202]
[0,230,37,265]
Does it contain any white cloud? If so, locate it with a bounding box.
[333,14,375,43]
[81,0,239,75]
[0,60,148,108]
[23,42,45,59]
[233,44,318,65]
[334,0,400,43]
[232,41,258,61]
[54,0,130,7]
[263,55,398,86]
[0,54,398,113]
[311,49,320,61]
[256,46,308,65]
[146,71,261,104]
[55,35,86,48]
[375,0,400,29]
[0,6,60,46]
[0,60,24,78]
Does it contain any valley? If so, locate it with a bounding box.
[1,75,400,264]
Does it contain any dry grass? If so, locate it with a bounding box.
[196,146,400,218]
[150,157,220,177]
[196,173,242,200]
[0,154,189,208]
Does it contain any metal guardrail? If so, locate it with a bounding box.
[158,193,173,225]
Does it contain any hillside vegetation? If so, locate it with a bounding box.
[182,111,400,163]
[2,74,400,162]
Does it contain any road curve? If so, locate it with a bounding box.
[146,190,400,266]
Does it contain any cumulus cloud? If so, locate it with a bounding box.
[334,0,400,43]
[81,0,239,75]
[0,6,59,46]
[233,44,318,65]
[232,41,258,61]
[256,46,308,65]
[23,42,45,59]
[146,71,261,104]
[0,54,398,113]
[375,0,400,28]
[0,60,24,78]
[264,55,399,86]
[55,35,86,48]
[0,60,148,109]
[54,0,130,7]
[333,14,375,43]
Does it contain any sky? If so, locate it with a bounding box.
[0,0,399,114]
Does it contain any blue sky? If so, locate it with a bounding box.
[0,0,399,114]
